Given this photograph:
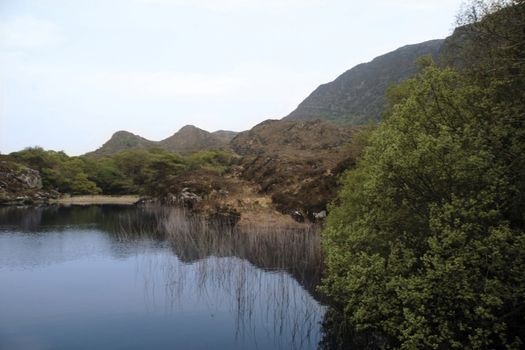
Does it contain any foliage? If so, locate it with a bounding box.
[11,147,101,195]
[321,2,525,348]
[9,147,235,197]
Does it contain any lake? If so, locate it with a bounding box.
[0,205,326,350]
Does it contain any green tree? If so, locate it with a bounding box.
[322,62,525,349]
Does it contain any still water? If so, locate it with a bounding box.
[0,205,325,350]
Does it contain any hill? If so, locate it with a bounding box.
[283,39,444,125]
[231,119,359,220]
[211,130,239,144]
[86,126,234,157]
[159,125,229,154]
[85,131,157,157]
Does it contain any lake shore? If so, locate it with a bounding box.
[51,195,141,205]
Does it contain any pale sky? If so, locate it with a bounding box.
[0,0,464,155]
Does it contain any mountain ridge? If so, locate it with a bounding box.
[283,39,445,125]
[87,36,457,157]
[85,126,238,157]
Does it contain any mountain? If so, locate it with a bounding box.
[158,125,229,154]
[86,131,157,157]
[86,126,233,157]
[212,130,239,144]
[283,39,445,125]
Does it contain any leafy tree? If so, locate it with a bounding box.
[323,65,525,349]
[322,56,525,348]
[141,149,187,196]
[85,157,133,194]
[322,4,525,348]
[11,147,101,194]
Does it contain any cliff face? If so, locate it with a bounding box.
[284,39,445,125]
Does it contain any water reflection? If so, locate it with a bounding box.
[0,205,325,350]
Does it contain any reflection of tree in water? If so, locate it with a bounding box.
[0,205,161,236]
[155,207,323,298]
[97,206,327,349]
[136,252,324,350]
[0,206,47,231]
[0,205,334,349]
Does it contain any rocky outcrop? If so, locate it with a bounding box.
[0,159,59,204]
[164,188,203,209]
[15,168,42,189]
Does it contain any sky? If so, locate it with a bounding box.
[0,0,464,155]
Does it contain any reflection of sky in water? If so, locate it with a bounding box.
[0,207,324,350]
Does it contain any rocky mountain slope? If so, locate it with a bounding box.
[231,119,360,220]
[284,39,445,125]
[86,125,235,157]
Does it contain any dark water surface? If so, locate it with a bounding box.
[0,205,325,350]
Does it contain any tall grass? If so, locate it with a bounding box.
[117,205,325,349]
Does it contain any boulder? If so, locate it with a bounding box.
[178,188,202,209]
[313,210,327,221]
[291,210,305,223]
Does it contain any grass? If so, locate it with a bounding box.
[51,195,140,205]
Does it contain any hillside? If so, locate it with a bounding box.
[284,39,444,125]
[86,125,234,157]
[159,125,229,154]
[212,130,239,144]
[231,119,353,156]
[231,119,359,220]
[85,131,157,157]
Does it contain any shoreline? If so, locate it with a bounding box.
[50,195,141,205]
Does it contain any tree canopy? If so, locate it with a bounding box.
[321,1,525,348]
[9,147,234,197]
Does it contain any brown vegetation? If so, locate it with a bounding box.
[230,119,363,220]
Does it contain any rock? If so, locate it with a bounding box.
[314,210,327,221]
[164,193,178,205]
[291,210,305,223]
[178,188,202,209]
[135,197,157,206]
[0,160,55,204]
[16,169,42,189]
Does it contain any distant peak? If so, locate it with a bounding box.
[178,125,200,131]
[111,130,135,137]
